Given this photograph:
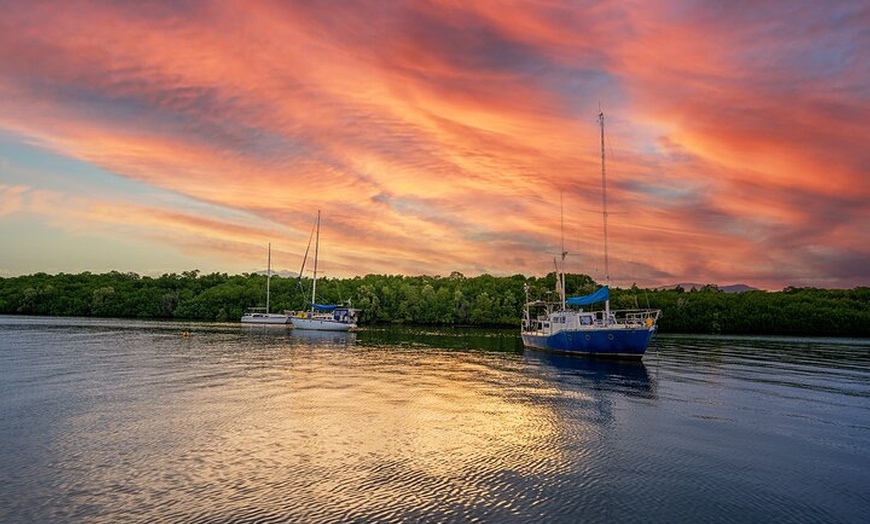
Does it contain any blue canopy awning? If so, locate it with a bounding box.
[566,286,609,306]
[310,303,338,311]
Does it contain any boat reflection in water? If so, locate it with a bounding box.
[523,348,655,399]
[291,327,357,346]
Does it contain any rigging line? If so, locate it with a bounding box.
[294,214,319,295]
[311,210,321,311]
[602,114,623,227]
[604,118,618,163]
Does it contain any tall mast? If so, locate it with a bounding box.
[560,191,567,309]
[266,242,271,314]
[599,110,611,319]
[310,210,321,311]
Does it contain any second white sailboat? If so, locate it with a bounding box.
[290,211,359,331]
[241,243,291,324]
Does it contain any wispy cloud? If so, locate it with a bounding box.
[0,0,866,288]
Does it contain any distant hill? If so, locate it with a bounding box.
[252,270,299,278]
[720,284,760,293]
[658,283,760,293]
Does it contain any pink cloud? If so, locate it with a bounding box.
[0,0,866,288]
[0,185,32,217]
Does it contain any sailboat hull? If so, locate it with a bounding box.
[241,313,290,324]
[290,317,356,331]
[522,326,655,359]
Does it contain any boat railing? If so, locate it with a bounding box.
[619,308,662,327]
[582,308,660,327]
[244,307,269,313]
[523,299,661,330]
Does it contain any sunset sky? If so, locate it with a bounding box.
[1,0,867,290]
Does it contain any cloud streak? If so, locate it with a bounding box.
[0,0,867,289]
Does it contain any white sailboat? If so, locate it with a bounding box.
[290,211,359,331]
[241,243,291,324]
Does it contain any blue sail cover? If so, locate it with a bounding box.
[566,286,609,306]
[311,303,338,311]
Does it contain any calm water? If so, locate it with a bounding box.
[1,316,868,523]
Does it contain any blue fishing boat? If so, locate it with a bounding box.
[521,112,660,359]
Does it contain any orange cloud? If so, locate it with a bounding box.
[0,1,866,288]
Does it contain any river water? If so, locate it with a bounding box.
[1,315,868,523]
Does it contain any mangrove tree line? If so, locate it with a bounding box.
[0,271,867,337]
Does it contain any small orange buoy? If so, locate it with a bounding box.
[182,330,190,338]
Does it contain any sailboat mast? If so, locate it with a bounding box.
[310,211,321,312]
[266,242,271,314]
[559,191,567,309]
[599,111,611,318]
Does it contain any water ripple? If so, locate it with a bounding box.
[1,318,868,523]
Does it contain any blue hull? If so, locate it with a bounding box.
[522,327,655,359]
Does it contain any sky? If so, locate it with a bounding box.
[0,0,867,290]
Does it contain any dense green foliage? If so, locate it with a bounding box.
[1,271,867,336]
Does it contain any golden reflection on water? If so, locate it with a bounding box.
[123,345,592,520]
[6,318,867,524]
[41,327,611,522]
[275,351,578,477]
